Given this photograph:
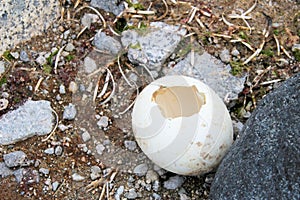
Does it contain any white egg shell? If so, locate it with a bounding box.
[132,75,233,175]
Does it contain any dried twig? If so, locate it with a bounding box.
[42,108,59,142]
[54,45,65,74]
[75,6,107,28]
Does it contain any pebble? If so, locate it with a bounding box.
[0,162,14,178]
[126,188,138,199]
[71,173,85,181]
[39,168,50,175]
[1,92,9,98]
[97,116,109,128]
[115,185,124,200]
[44,147,55,155]
[133,163,148,177]
[146,170,159,183]
[56,94,61,101]
[0,98,9,111]
[63,103,77,120]
[231,48,240,57]
[0,61,5,75]
[10,52,19,59]
[152,193,161,200]
[58,124,69,131]
[0,100,54,145]
[20,50,30,62]
[68,81,78,93]
[219,48,231,63]
[124,140,137,151]
[55,146,63,156]
[292,43,300,52]
[96,144,105,155]
[90,165,101,180]
[81,13,99,28]
[59,84,66,94]
[163,175,185,190]
[90,0,124,16]
[93,31,122,55]
[82,130,91,142]
[36,55,47,65]
[65,42,75,52]
[3,151,27,167]
[84,56,97,74]
[13,168,24,183]
[52,181,59,191]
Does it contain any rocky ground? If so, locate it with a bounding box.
[0,0,299,199]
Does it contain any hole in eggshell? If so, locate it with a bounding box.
[152,85,206,118]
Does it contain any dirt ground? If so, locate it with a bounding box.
[0,0,299,199]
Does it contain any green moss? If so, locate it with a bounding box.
[293,49,300,61]
[2,50,14,61]
[177,44,192,58]
[0,76,7,87]
[65,54,74,62]
[46,49,59,65]
[261,48,274,57]
[42,64,52,74]
[230,61,243,76]
[239,31,248,40]
[273,29,279,36]
[126,0,145,9]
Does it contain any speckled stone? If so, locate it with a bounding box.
[210,73,300,200]
[0,0,60,55]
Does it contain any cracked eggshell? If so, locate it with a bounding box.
[132,75,233,175]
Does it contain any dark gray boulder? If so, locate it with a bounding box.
[210,73,300,200]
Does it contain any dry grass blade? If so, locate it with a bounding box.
[97,70,110,99]
[230,38,255,52]
[74,0,81,9]
[100,68,116,105]
[187,7,198,24]
[140,64,155,81]
[260,79,281,86]
[77,26,88,39]
[118,55,133,87]
[244,0,257,16]
[281,45,292,59]
[119,82,139,115]
[98,185,106,200]
[41,108,59,142]
[273,34,280,56]
[75,6,107,28]
[34,77,44,92]
[155,0,168,21]
[86,177,106,193]
[54,45,65,74]
[243,40,265,65]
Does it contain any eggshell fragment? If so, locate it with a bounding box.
[132,75,233,175]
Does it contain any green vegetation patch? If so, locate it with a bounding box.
[230,61,244,76]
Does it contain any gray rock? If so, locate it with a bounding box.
[65,42,75,52]
[93,31,122,55]
[165,52,245,100]
[90,0,125,16]
[115,185,124,200]
[44,147,54,155]
[153,193,161,200]
[163,175,185,190]
[0,162,14,178]
[210,73,300,200]
[126,188,138,199]
[68,81,78,93]
[97,116,109,128]
[121,22,186,71]
[83,56,97,74]
[124,140,137,151]
[59,84,66,94]
[71,173,85,181]
[54,145,63,156]
[63,103,77,120]
[39,168,50,175]
[96,144,105,155]
[0,100,54,145]
[10,52,19,59]
[82,130,91,142]
[146,170,159,183]
[219,48,231,63]
[3,151,27,167]
[0,61,5,75]
[20,50,30,62]
[90,165,101,180]
[36,55,47,65]
[133,163,148,176]
[13,168,24,183]
[81,13,99,29]
[52,181,59,191]
[0,98,9,111]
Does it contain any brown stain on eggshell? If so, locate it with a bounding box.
[152,85,206,118]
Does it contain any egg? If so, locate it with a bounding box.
[132,75,233,175]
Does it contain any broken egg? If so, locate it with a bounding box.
[132,75,233,175]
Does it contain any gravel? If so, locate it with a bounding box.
[163,175,185,190]
[83,56,97,74]
[44,147,55,155]
[3,151,27,167]
[133,163,149,177]
[39,168,50,176]
[71,173,85,181]
[63,103,77,120]
[20,50,30,62]
[124,140,137,151]
[54,146,63,156]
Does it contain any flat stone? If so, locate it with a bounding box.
[90,0,125,16]
[210,73,300,200]
[121,22,186,71]
[63,103,77,120]
[90,165,101,180]
[72,173,85,181]
[54,146,63,156]
[93,31,122,55]
[0,61,5,75]
[115,185,124,200]
[20,50,30,62]
[219,48,231,63]
[81,13,99,29]
[124,140,137,151]
[82,130,91,142]
[126,188,138,199]
[0,100,54,145]
[164,52,245,100]
[44,147,54,155]
[13,168,24,183]
[3,151,27,167]
[0,162,14,178]
[96,144,105,155]
[163,175,185,190]
[83,56,97,74]
[39,168,50,175]
[0,0,60,55]
[133,163,148,177]
[52,181,59,191]
[97,116,109,128]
